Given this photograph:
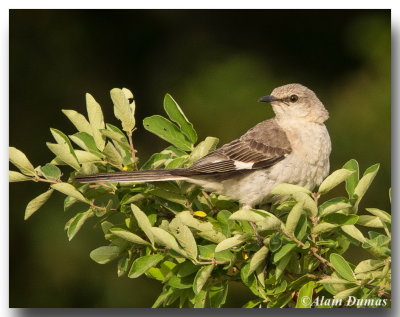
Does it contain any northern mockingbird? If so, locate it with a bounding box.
[76,83,331,208]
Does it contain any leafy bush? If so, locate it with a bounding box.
[9,88,391,308]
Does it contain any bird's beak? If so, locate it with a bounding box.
[258,95,281,103]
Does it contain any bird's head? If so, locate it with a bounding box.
[258,83,329,124]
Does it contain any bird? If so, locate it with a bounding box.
[75,83,331,209]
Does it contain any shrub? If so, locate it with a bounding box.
[9,88,391,308]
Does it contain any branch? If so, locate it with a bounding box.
[280,230,334,270]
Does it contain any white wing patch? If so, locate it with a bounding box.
[234,161,254,170]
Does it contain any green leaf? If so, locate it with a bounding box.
[341,224,366,243]
[75,150,103,164]
[365,208,391,223]
[24,189,54,220]
[295,281,315,308]
[67,210,93,241]
[177,261,198,278]
[257,213,283,231]
[229,209,265,223]
[110,88,135,132]
[89,245,121,264]
[46,142,80,170]
[343,159,359,197]
[318,169,355,195]
[62,109,92,134]
[275,254,291,279]
[193,288,208,308]
[117,255,130,277]
[215,234,249,252]
[163,93,197,144]
[208,281,228,308]
[147,187,187,206]
[319,197,352,216]
[242,299,262,308]
[335,286,361,300]
[9,170,32,182]
[323,213,359,225]
[354,163,380,209]
[109,228,150,245]
[273,243,296,263]
[102,142,123,165]
[40,164,61,181]
[86,93,105,151]
[128,254,164,278]
[292,192,318,217]
[249,246,269,275]
[69,132,102,154]
[330,253,356,281]
[268,234,282,252]
[317,278,355,284]
[285,201,304,235]
[312,222,338,234]
[143,115,193,151]
[193,264,214,294]
[50,128,75,151]
[356,215,384,228]
[51,183,89,203]
[270,183,311,196]
[354,259,385,274]
[131,204,155,246]
[151,227,187,257]
[9,147,36,176]
[169,217,198,261]
[100,123,129,144]
[188,136,219,164]
[167,275,193,289]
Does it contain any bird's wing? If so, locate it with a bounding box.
[177,119,292,176]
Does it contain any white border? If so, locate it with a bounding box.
[3,2,399,316]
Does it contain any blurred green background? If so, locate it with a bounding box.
[9,10,390,307]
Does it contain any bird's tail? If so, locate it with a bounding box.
[74,169,188,184]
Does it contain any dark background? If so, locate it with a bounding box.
[9,9,390,307]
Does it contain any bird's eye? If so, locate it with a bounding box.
[289,94,299,103]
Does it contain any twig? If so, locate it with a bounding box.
[280,230,334,269]
[127,129,138,169]
[35,177,62,184]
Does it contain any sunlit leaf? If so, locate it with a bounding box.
[249,245,269,275]
[62,109,92,134]
[51,182,89,203]
[318,169,355,195]
[109,228,150,246]
[86,93,105,151]
[193,264,214,294]
[295,281,315,308]
[215,234,249,252]
[131,204,155,246]
[169,217,198,261]
[89,245,121,264]
[143,115,193,151]
[164,93,197,144]
[24,189,54,220]
[330,253,356,281]
[9,147,36,176]
[67,209,93,241]
[46,142,80,170]
[128,254,164,278]
[9,170,32,182]
[110,88,135,132]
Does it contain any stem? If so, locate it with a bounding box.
[127,129,138,169]
[280,230,334,270]
[35,177,61,184]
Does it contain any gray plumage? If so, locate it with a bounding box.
[75,83,331,208]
